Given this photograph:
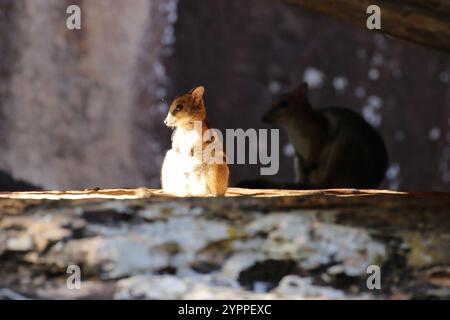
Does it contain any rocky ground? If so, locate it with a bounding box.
[0,188,449,300]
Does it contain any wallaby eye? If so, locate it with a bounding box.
[175,104,184,112]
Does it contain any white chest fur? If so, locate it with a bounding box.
[162,124,228,197]
[172,127,203,156]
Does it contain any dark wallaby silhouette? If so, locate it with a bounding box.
[238,83,388,189]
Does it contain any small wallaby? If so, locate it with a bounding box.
[239,83,388,189]
[161,86,229,196]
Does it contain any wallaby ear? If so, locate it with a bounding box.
[190,86,205,101]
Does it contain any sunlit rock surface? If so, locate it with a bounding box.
[0,188,449,299]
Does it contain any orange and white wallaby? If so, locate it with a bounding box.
[161,86,229,196]
[260,82,388,189]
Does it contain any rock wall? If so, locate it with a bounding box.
[0,0,449,191]
[0,0,172,189]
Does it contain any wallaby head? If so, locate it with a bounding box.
[164,86,206,128]
[262,82,312,125]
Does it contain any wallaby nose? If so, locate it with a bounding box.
[164,115,174,127]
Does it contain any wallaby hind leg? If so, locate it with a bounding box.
[206,164,229,196]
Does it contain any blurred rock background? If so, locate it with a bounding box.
[0,0,449,191]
